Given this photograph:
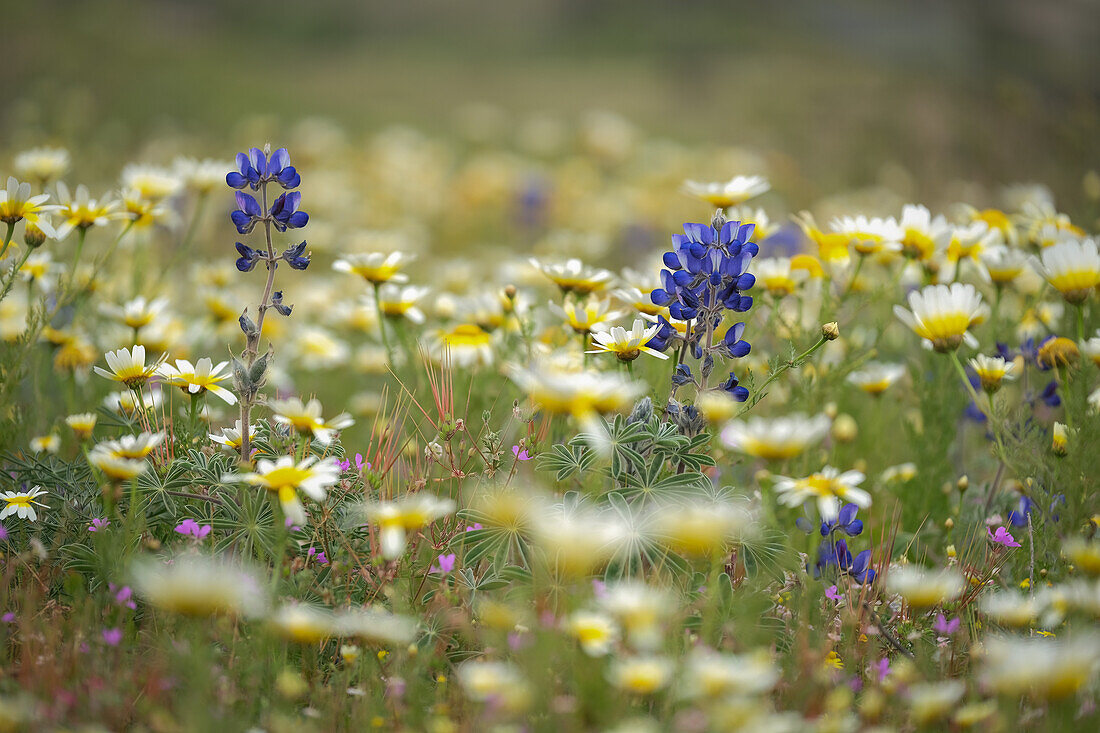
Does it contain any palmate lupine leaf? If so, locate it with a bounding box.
[674,432,717,471]
[619,457,710,503]
[537,443,597,481]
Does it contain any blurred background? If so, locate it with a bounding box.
[5,0,1100,206]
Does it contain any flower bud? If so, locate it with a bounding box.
[23,222,48,248]
[1052,422,1069,456]
[822,322,840,341]
[944,518,954,530]
[957,475,969,493]
[832,414,857,442]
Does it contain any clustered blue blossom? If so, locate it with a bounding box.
[800,504,876,585]
[228,147,309,239]
[650,211,757,402]
[226,146,311,277]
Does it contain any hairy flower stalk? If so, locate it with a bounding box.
[226,145,310,462]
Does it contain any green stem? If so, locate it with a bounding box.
[65,227,88,295]
[842,255,865,297]
[270,499,289,597]
[738,334,829,415]
[372,281,394,367]
[0,247,33,304]
[0,222,14,260]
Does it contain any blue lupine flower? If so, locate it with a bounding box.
[671,363,694,387]
[282,241,311,270]
[271,290,292,316]
[1037,380,1060,407]
[653,213,758,405]
[821,503,864,537]
[849,550,876,584]
[232,191,263,235]
[814,538,875,584]
[235,242,261,272]
[722,322,751,357]
[1008,495,1034,528]
[268,191,308,232]
[719,372,749,402]
[226,147,300,190]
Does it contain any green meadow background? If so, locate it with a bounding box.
[4,0,1099,203]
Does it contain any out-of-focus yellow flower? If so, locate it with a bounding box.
[356,494,457,560]
[29,434,60,455]
[333,251,416,285]
[88,446,147,482]
[608,656,673,695]
[376,283,429,324]
[457,661,531,713]
[978,246,1027,286]
[754,257,807,296]
[1052,422,1069,456]
[270,604,334,644]
[886,566,964,607]
[696,391,740,422]
[65,412,97,440]
[679,648,779,699]
[598,581,674,651]
[95,431,165,461]
[899,204,951,262]
[13,147,70,185]
[120,187,173,229]
[795,212,850,266]
[881,462,918,483]
[1037,336,1079,369]
[968,354,1016,393]
[720,413,831,461]
[980,589,1041,627]
[130,554,267,618]
[981,634,1100,700]
[567,611,619,656]
[120,164,182,201]
[100,296,167,331]
[429,323,493,368]
[529,257,615,295]
[54,182,121,240]
[830,215,902,256]
[1065,539,1100,575]
[906,681,964,726]
[531,503,624,577]
[1030,238,1100,304]
[654,498,752,557]
[550,294,622,334]
[846,362,906,395]
[508,361,643,427]
[683,175,769,208]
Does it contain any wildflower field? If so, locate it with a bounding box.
[3,3,1100,731]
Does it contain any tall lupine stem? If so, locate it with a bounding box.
[226,144,310,464]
